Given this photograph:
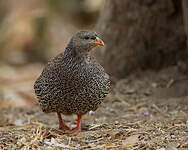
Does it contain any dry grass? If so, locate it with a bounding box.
[0,66,188,149]
[0,114,188,149]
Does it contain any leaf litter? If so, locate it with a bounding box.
[0,65,188,149]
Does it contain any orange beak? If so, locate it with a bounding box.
[94,37,104,46]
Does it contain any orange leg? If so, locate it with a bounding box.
[65,115,82,136]
[57,112,70,130]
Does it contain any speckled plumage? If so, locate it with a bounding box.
[34,31,110,116]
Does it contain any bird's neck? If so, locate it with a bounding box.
[65,46,91,63]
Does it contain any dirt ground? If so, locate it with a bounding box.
[0,65,188,149]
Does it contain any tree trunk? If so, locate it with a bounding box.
[95,0,186,79]
[183,0,188,46]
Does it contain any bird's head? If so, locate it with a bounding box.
[69,31,104,53]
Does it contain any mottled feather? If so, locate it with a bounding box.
[34,31,110,116]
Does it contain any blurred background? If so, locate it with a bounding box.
[0,0,105,108]
[1,0,188,114]
[1,1,188,148]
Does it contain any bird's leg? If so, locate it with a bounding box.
[65,115,82,136]
[57,112,70,130]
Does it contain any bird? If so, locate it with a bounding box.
[34,31,110,136]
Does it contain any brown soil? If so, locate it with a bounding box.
[0,65,188,149]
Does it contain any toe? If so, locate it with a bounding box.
[59,125,70,131]
[65,128,81,136]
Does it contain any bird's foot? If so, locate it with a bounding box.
[57,112,70,131]
[59,124,70,131]
[65,127,81,136]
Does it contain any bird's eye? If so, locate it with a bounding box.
[84,36,89,40]
[91,37,96,40]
